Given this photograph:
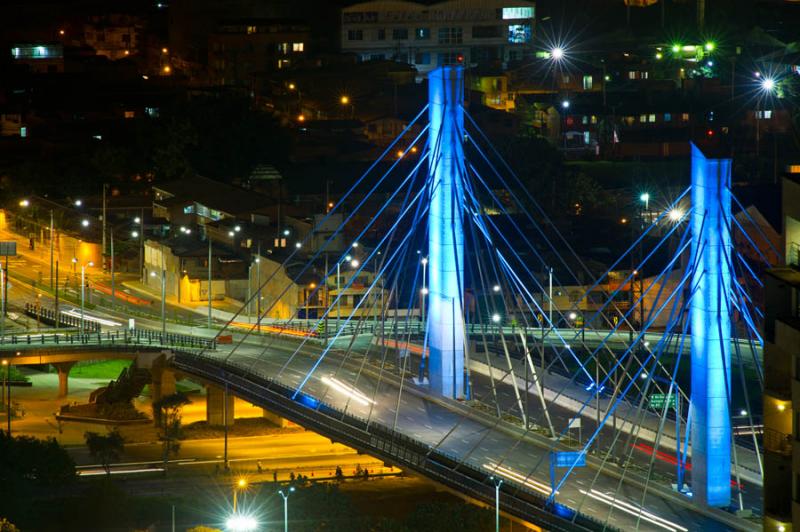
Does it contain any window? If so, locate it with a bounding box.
[502,7,534,19]
[639,115,647,123]
[507,24,531,43]
[590,115,598,124]
[582,75,593,90]
[438,27,463,44]
[582,116,588,125]
[472,25,500,38]
[277,59,290,69]
[664,113,672,122]
[648,114,656,123]
[414,52,430,65]
[641,71,649,79]
[583,131,590,145]
[246,26,256,34]
[292,42,304,52]
[124,111,135,119]
[347,30,363,41]
[439,51,464,65]
[628,71,637,80]
[562,74,570,84]
[392,28,409,40]
[756,110,773,119]
[415,27,430,40]
[277,42,288,54]
[681,113,689,122]
[19,126,27,138]
[377,28,385,40]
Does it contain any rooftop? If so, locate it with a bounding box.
[153,175,274,217]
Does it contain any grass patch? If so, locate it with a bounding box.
[71,360,132,379]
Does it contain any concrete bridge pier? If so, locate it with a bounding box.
[207,385,234,427]
[53,362,75,398]
[150,364,176,404]
[262,408,294,428]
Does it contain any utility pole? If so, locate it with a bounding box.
[55,261,60,328]
[256,242,261,333]
[102,183,108,271]
[49,209,54,290]
[207,239,212,329]
[110,228,115,309]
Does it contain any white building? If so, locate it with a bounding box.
[341,0,535,77]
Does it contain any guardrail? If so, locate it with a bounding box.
[172,350,618,532]
[23,303,101,332]
[0,328,216,350]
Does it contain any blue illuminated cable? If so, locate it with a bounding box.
[730,190,783,262]
[221,123,431,362]
[290,188,429,398]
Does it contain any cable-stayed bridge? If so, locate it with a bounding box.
[196,66,770,531]
[6,66,772,531]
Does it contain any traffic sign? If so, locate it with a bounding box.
[649,393,676,410]
[552,451,586,468]
[0,241,17,256]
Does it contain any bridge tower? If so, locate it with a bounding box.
[689,144,732,507]
[426,66,466,399]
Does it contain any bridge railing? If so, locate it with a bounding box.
[172,350,617,532]
[0,328,216,351]
[23,303,101,332]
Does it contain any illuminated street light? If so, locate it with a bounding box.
[131,231,139,238]
[278,486,296,532]
[162,65,171,74]
[639,192,650,211]
[492,285,500,292]
[739,409,747,417]
[491,313,501,323]
[704,41,715,52]
[568,311,578,320]
[668,208,684,222]
[161,47,168,54]
[340,95,350,105]
[18,199,29,207]
[295,242,302,248]
[352,242,359,248]
[761,77,775,92]
[283,229,290,236]
[421,287,429,295]
[228,231,235,237]
[345,254,352,262]
[671,44,681,53]
[234,225,241,232]
[226,514,257,532]
[81,219,90,227]
[350,259,360,268]
[550,47,564,60]
[75,199,83,207]
[655,52,663,60]
[288,82,296,90]
[561,100,570,109]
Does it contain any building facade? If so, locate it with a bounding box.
[763,175,800,532]
[341,0,535,77]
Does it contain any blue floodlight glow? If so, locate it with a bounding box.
[296,393,319,408]
[689,143,732,508]
[426,67,466,399]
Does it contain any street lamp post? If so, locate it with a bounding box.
[232,478,247,513]
[2,359,9,434]
[278,487,295,532]
[421,257,428,325]
[49,209,54,289]
[73,259,94,333]
[490,476,503,532]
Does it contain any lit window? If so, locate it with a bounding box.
[681,113,689,122]
[502,7,534,19]
[628,71,637,80]
[583,131,590,145]
[641,71,649,79]
[582,116,588,125]
[246,26,256,34]
[415,28,430,40]
[124,111,135,119]
[292,42,304,52]
[277,59,290,69]
[639,115,647,123]
[582,75,593,90]
[507,24,531,44]
[277,42,288,54]
[347,30,363,41]
[590,115,597,124]
[19,126,27,138]
[756,110,772,119]
[664,113,672,122]
[648,114,656,123]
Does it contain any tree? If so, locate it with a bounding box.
[152,392,190,470]
[84,429,125,475]
[0,518,19,532]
